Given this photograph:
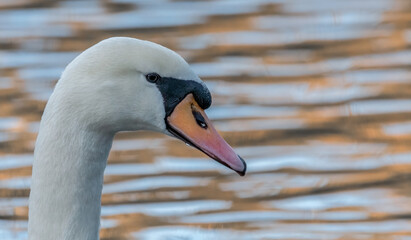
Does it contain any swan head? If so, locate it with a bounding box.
[53,37,246,175]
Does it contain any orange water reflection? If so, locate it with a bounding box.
[1,0,411,239]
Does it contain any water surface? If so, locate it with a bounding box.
[1,0,411,239]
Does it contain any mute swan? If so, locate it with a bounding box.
[28,37,246,240]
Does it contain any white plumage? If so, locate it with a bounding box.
[28,37,208,240]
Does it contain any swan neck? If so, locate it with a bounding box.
[28,107,114,240]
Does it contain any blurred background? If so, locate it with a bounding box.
[1,0,411,239]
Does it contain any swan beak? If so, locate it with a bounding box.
[166,94,247,176]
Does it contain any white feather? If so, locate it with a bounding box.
[28,37,203,240]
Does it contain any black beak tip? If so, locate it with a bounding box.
[236,155,247,176]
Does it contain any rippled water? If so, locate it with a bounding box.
[1,0,411,239]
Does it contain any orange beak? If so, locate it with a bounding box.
[166,94,247,176]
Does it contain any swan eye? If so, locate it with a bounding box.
[146,73,161,83]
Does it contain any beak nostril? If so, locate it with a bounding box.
[192,110,208,129]
[198,121,207,129]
